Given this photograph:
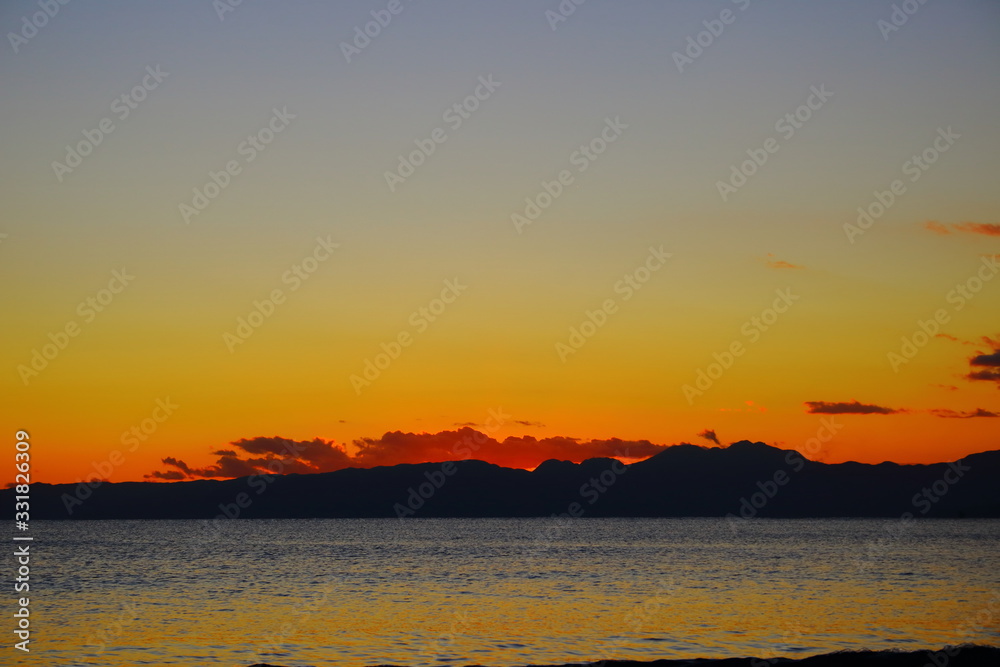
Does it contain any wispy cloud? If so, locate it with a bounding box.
[804,400,903,415]
[930,408,998,419]
[924,221,1000,237]
[764,253,802,269]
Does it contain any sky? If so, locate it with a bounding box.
[1,0,998,485]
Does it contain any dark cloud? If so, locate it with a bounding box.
[804,401,903,415]
[930,408,998,419]
[145,428,670,480]
[145,437,353,481]
[968,369,1000,385]
[966,342,1000,388]
[146,469,186,481]
[697,429,720,445]
[514,420,545,427]
[970,352,1000,367]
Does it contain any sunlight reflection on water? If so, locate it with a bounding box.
[29,518,1000,666]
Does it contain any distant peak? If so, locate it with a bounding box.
[726,440,780,452]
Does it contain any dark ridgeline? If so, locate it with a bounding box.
[7,441,1000,520]
[247,645,1000,666]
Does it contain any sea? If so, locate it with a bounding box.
[22,518,1000,666]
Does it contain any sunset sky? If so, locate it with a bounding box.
[1,0,998,484]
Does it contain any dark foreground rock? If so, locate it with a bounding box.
[247,644,1000,666]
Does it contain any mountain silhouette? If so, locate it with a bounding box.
[8,441,1000,520]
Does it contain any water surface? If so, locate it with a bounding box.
[27,518,1000,666]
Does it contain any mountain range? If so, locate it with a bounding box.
[9,441,1000,520]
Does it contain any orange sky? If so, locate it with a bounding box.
[2,1,999,485]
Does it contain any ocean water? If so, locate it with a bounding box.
[23,518,1000,666]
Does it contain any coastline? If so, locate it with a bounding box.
[249,645,1000,667]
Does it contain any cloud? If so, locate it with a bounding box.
[764,254,802,269]
[351,429,666,470]
[144,428,670,480]
[954,222,1000,236]
[804,400,903,415]
[936,333,988,347]
[981,334,1000,348]
[924,221,1000,237]
[145,437,354,480]
[697,429,720,445]
[514,420,545,427]
[930,408,998,419]
[970,352,1000,367]
[967,369,1000,385]
[146,469,186,481]
[966,341,1000,388]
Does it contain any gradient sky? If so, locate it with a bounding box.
[2,0,998,484]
